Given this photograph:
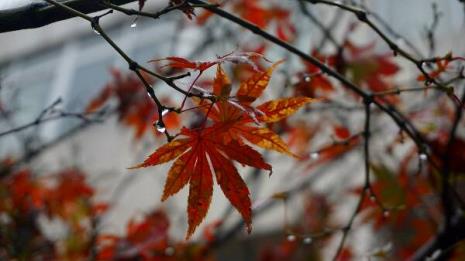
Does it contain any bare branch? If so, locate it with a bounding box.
[0,0,137,33]
[0,97,107,138]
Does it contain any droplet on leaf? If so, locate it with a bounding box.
[303,237,312,244]
[310,152,319,160]
[155,120,166,133]
[304,76,311,82]
[287,234,296,242]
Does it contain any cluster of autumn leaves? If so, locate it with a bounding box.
[77,37,465,258]
[83,36,406,239]
[130,60,316,238]
[85,54,318,238]
[0,164,106,259]
[0,162,216,260]
[3,0,465,259]
[83,39,465,245]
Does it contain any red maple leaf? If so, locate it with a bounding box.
[132,126,271,239]
[200,62,317,156]
[98,209,170,259]
[2,170,45,213]
[295,50,335,98]
[132,60,317,238]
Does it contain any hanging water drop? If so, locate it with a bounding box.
[383,210,390,218]
[419,153,427,161]
[287,234,296,242]
[303,237,312,244]
[161,108,170,116]
[155,121,166,133]
[395,37,406,48]
[310,152,319,160]
[93,29,100,35]
[130,21,137,28]
[201,92,213,98]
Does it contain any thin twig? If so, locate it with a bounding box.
[332,99,371,260]
[0,99,104,138]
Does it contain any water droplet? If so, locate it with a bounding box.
[155,121,166,133]
[287,234,296,242]
[419,153,427,161]
[310,152,319,160]
[383,210,390,218]
[0,213,11,225]
[370,195,376,202]
[304,76,311,82]
[428,249,442,260]
[93,29,100,35]
[201,92,213,98]
[164,247,175,256]
[161,108,169,116]
[395,37,406,47]
[130,22,137,28]
[303,237,312,244]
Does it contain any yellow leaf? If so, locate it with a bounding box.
[239,127,298,158]
[237,60,284,104]
[213,64,231,97]
[257,97,318,123]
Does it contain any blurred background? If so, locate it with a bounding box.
[1,0,464,260]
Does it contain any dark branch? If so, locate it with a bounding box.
[0,0,138,33]
[0,97,106,139]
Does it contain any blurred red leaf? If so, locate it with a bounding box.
[138,0,146,11]
[171,0,195,19]
[333,126,351,140]
[86,69,179,139]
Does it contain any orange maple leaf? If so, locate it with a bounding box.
[202,61,317,156]
[132,127,271,239]
[132,60,317,238]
